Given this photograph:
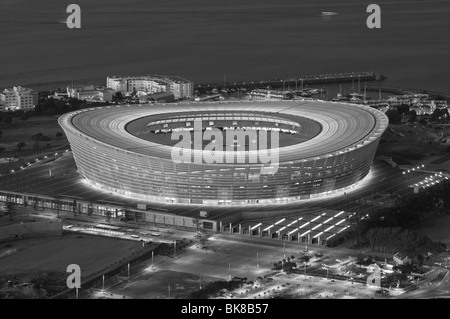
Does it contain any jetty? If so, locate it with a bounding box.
[196,71,386,93]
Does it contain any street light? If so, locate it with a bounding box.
[257,251,259,269]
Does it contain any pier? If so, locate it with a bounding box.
[195,71,386,93]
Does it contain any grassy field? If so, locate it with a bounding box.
[0,233,143,298]
[377,123,450,166]
[0,115,66,152]
[0,115,69,175]
[410,215,450,246]
[0,234,141,277]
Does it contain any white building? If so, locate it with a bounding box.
[67,85,114,102]
[106,75,193,100]
[107,76,168,96]
[0,86,38,111]
[75,90,113,102]
[67,85,96,98]
[158,75,194,100]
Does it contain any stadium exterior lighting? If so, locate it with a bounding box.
[60,101,388,206]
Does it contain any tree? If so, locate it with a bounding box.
[409,110,417,123]
[385,110,401,124]
[87,203,93,216]
[56,132,63,138]
[105,210,112,223]
[31,196,39,215]
[20,113,30,121]
[115,92,124,101]
[33,141,40,151]
[38,135,51,141]
[356,254,365,267]
[6,195,16,221]
[32,132,43,140]
[123,208,132,225]
[16,142,26,151]
[53,196,62,218]
[72,199,78,222]
[0,129,2,138]
[5,116,12,126]
[417,254,424,266]
[397,104,410,116]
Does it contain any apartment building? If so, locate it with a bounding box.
[106,75,193,100]
[0,86,38,111]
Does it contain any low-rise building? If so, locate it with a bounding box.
[48,92,69,100]
[67,85,96,98]
[148,92,175,103]
[76,89,113,102]
[0,86,38,111]
[67,85,114,102]
[393,252,411,266]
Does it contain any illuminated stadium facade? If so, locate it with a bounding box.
[59,101,388,205]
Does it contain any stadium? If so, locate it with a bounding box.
[59,100,388,206]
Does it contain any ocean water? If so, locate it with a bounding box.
[0,0,449,93]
